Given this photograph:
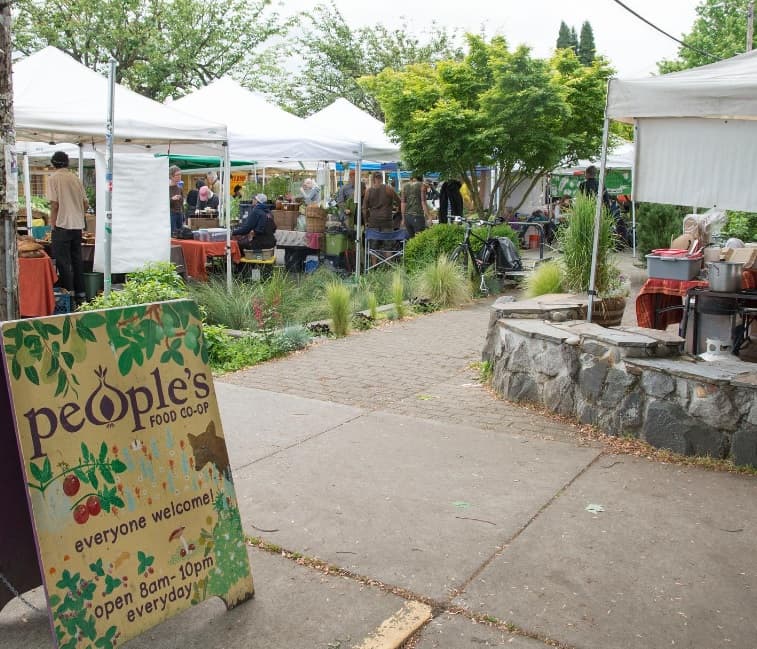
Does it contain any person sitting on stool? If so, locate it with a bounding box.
[231,193,276,252]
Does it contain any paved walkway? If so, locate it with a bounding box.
[3,252,757,649]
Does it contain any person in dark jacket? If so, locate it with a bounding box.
[231,193,276,251]
[438,179,463,223]
[186,179,205,217]
[195,185,220,212]
[578,165,610,209]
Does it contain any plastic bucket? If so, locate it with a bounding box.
[528,234,540,249]
[83,272,104,300]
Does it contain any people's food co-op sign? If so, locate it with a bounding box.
[1,300,253,648]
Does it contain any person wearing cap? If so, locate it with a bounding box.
[231,193,276,252]
[46,151,89,304]
[196,185,220,212]
[169,165,184,233]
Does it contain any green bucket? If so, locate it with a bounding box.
[83,272,104,300]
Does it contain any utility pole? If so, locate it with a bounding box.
[0,0,18,321]
[748,1,755,51]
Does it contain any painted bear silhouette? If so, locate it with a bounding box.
[187,420,231,479]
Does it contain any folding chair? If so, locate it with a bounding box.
[364,229,408,271]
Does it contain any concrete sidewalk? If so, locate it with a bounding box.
[3,261,757,648]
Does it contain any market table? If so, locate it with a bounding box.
[274,230,322,272]
[636,270,757,329]
[19,253,58,317]
[274,230,322,249]
[171,238,241,282]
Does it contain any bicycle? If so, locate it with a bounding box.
[449,216,516,295]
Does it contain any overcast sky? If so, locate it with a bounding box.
[278,0,701,78]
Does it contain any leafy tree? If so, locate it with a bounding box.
[12,0,291,101]
[658,0,750,72]
[272,2,462,119]
[363,36,612,216]
[556,21,573,49]
[570,26,579,53]
[578,21,596,65]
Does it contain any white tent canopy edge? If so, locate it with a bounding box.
[588,49,757,320]
[13,47,235,290]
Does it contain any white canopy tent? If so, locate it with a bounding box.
[588,50,757,320]
[607,49,757,211]
[169,78,360,164]
[14,47,227,153]
[304,98,401,163]
[12,47,234,292]
[556,141,635,175]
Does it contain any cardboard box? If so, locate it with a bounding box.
[724,247,757,269]
[188,217,219,230]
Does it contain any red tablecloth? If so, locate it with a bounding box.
[636,270,757,329]
[171,239,241,282]
[19,254,58,317]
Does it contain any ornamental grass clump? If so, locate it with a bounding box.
[366,291,378,320]
[391,270,407,319]
[412,255,472,308]
[523,260,564,298]
[188,278,259,330]
[325,280,351,337]
[557,193,617,296]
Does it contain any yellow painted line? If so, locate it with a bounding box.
[352,600,433,649]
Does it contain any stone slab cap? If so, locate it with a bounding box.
[616,326,684,346]
[555,322,659,348]
[500,318,573,343]
[626,357,755,386]
[733,371,757,388]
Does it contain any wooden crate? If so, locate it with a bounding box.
[272,210,297,230]
[305,206,327,233]
[188,217,219,230]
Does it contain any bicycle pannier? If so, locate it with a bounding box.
[496,237,522,271]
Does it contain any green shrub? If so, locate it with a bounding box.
[722,211,757,242]
[325,281,351,337]
[635,202,690,260]
[79,262,187,311]
[202,323,311,374]
[201,324,269,372]
[268,324,312,355]
[404,222,518,275]
[523,260,564,298]
[404,224,464,274]
[411,255,472,308]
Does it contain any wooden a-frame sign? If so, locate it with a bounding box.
[0,300,253,647]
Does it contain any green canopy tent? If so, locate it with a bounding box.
[156,154,256,170]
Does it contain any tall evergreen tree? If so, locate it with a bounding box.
[556,20,573,49]
[578,21,596,64]
[569,26,579,53]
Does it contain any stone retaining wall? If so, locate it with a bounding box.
[484,313,757,466]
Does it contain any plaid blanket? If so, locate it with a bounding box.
[635,270,757,329]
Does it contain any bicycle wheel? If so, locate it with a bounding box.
[449,245,470,273]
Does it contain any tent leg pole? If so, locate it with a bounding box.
[224,143,232,293]
[355,154,363,278]
[588,95,611,323]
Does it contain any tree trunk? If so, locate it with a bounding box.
[0,1,18,320]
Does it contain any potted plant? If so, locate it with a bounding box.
[556,193,624,326]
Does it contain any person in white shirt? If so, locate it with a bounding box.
[47,151,89,304]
